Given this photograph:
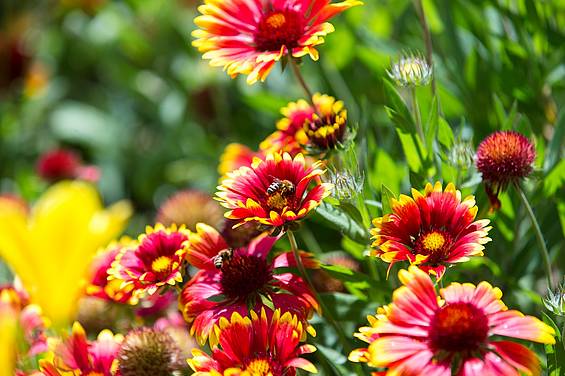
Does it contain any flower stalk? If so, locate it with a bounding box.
[515,184,555,288]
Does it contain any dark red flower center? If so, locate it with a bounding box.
[254,10,304,52]
[304,113,347,149]
[220,255,272,299]
[429,302,489,353]
[413,230,453,265]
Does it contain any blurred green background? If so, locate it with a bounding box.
[1,0,564,372]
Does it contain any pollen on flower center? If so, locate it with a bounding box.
[152,256,173,273]
[266,192,289,211]
[220,255,272,299]
[254,10,304,52]
[413,230,453,265]
[244,359,273,376]
[429,302,489,353]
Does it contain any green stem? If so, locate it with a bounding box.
[413,0,437,97]
[515,184,555,288]
[287,231,351,351]
[289,58,320,116]
[410,87,425,143]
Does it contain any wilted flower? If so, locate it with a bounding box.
[181,223,318,344]
[118,327,183,376]
[370,182,492,279]
[388,52,432,87]
[544,282,565,317]
[109,224,189,298]
[476,130,536,210]
[188,308,317,375]
[155,189,224,231]
[192,0,362,84]
[40,322,122,376]
[36,148,100,183]
[349,266,556,375]
[216,152,333,229]
[0,182,131,327]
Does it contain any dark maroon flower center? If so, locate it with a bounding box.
[304,114,347,149]
[429,302,489,353]
[254,10,304,52]
[220,255,272,299]
[413,230,453,265]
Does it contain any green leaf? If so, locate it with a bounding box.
[381,184,396,215]
[544,110,565,172]
[437,117,454,149]
[314,202,369,245]
[542,313,565,375]
[383,80,415,134]
[543,159,565,197]
[320,264,371,284]
[425,96,439,152]
[397,129,426,172]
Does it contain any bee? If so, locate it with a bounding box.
[267,178,295,196]
[213,248,234,269]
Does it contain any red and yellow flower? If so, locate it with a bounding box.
[370,182,491,279]
[218,143,263,177]
[476,130,536,210]
[216,152,333,229]
[349,266,556,375]
[189,308,317,375]
[86,239,135,304]
[193,0,362,84]
[40,322,122,376]
[261,93,349,155]
[180,223,318,344]
[109,224,190,298]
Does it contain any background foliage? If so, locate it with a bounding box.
[1,0,564,374]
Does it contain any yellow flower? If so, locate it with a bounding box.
[0,182,131,327]
[0,304,17,376]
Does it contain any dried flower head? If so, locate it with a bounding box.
[118,327,183,376]
[544,282,565,317]
[155,189,224,231]
[476,130,536,210]
[324,168,364,201]
[388,52,432,87]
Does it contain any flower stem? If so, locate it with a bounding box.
[515,184,555,288]
[287,230,351,351]
[289,58,320,116]
[410,87,425,142]
[413,0,436,97]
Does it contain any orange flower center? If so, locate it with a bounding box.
[429,302,489,353]
[413,230,453,265]
[220,255,272,299]
[255,10,304,52]
[151,256,173,274]
[266,192,289,211]
[244,359,273,376]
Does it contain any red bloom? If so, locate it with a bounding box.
[36,149,100,182]
[188,308,317,375]
[40,322,122,376]
[109,224,189,298]
[216,152,333,229]
[193,0,362,84]
[180,223,318,344]
[370,182,491,279]
[218,143,263,177]
[476,130,536,210]
[86,239,135,304]
[349,266,556,375]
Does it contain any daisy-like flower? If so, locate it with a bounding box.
[192,0,362,84]
[180,223,319,344]
[217,152,333,229]
[261,93,349,155]
[155,190,225,231]
[349,266,556,375]
[40,322,123,376]
[189,308,317,375]
[86,239,135,304]
[370,182,491,279]
[109,224,190,298]
[476,130,536,210]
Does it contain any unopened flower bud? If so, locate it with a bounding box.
[388,52,432,87]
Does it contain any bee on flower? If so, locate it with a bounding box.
[180,223,319,344]
[108,224,190,299]
[192,0,362,84]
[188,308,317,375]
[370,182,492,279]
[216,152,333,230]
[387,51,432,87]
[349,266,556,375]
